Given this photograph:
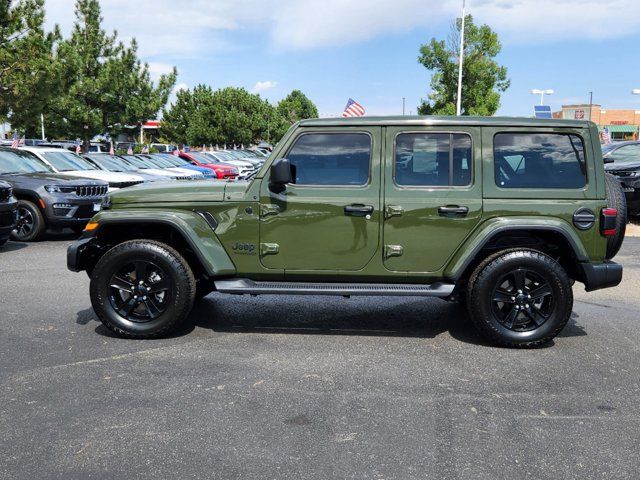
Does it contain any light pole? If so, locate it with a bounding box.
[632,90,640,139]
[402,97,406,116]
[455,0,466,116]
[530,89,554,106]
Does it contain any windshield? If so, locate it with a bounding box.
[41,151,98,171]
[150,154,186,167]
[240,150,260,158]
[223,151,245,159]
[84,154,135,172]
[187,152,215,164]
[0,149,53,174]
[140,155,174,168]
[119,155,152,169]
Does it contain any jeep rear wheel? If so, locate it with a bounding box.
[90,240,196,338]
[467,249,573,348]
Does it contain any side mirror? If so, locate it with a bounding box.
[269,158,293,193]
[603,155,615,164]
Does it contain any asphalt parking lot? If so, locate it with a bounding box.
[1,234,640,480]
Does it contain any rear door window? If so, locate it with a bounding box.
[494,133,586,189]
[394,133,472,187]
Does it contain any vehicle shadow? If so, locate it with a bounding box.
[0,241,29,252]
[83,295,588,347]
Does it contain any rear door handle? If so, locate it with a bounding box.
[344,204,374,217]
[438,205,469,218]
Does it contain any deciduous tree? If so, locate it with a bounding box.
[417,15,510,116]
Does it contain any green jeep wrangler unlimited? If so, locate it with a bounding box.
[68,117,626,347]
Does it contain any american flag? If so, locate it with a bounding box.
[19,135,25,147]
[75,139,82,154]
[127,145,133,155]
[172,147,180,156]
[601,127,612,145]
[141,145,149,154]
[10,131,19,148]
[109,142,115,155]
[342,98,365,117]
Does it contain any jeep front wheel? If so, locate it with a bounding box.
[467,249,573,348]
[90,240,196,338]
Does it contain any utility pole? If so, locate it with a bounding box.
[402,97,406,116]
[455,0,466,116]
[588,91,593,121]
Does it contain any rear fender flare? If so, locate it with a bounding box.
[444,217,589,280]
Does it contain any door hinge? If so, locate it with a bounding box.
[260,204,280,217]
[260,243,280,256]
[384,245,404,259]
[384,205,404,219]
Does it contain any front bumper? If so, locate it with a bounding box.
[67,236,101,272]
[579,261,623,292]
[42,193,103,227]
[0,199,18,237]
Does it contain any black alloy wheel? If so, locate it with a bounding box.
[467,249,573,348]
[11,200,45,242]
[90,240,196,338]
[14,206,34,238]
[491,268,554,332]
[108,260,172,322]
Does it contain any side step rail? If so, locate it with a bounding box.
[214,278,455,297]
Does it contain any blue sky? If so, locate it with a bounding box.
[46,0,640,117]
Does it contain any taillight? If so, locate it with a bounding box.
[601,208,617,237]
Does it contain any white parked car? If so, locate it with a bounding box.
[119,154,203,180]
[22,147,146,191]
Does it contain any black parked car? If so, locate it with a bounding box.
[603,141,640,216]
[0,179,18,247]
[0,147,108,241]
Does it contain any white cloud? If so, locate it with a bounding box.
[252,81,278,93]
[147,62,175,80]
[43,0,640,57]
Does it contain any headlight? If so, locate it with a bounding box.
[101,195,112,210]
[45,185,62,193]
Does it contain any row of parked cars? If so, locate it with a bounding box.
[0,145,268,244]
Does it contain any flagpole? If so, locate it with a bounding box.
[40,113,45,140]
[455,0,466,116]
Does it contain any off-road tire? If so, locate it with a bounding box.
[604,173,626,259]
[11,200,45,242]
[90,240,196,339]
[467,249,573,348]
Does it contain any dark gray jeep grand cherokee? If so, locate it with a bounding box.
[0,147,108,241]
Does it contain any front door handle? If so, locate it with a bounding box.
[344,204,374,217]
[438,205,469,218]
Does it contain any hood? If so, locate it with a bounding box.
[109,179,231,205]
[0,172,107,189]
[60,170,144,183]
[605,161,640,172]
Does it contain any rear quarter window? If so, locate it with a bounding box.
[494,133,587,189]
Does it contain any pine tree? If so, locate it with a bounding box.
[0,0,60,136]
[50,0,176,148]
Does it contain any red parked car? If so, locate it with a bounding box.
[178,152,238,180]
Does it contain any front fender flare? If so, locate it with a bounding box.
[444,217,589,280]
[88,208,236,276]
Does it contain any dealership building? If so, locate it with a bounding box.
[553,104,640,140]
